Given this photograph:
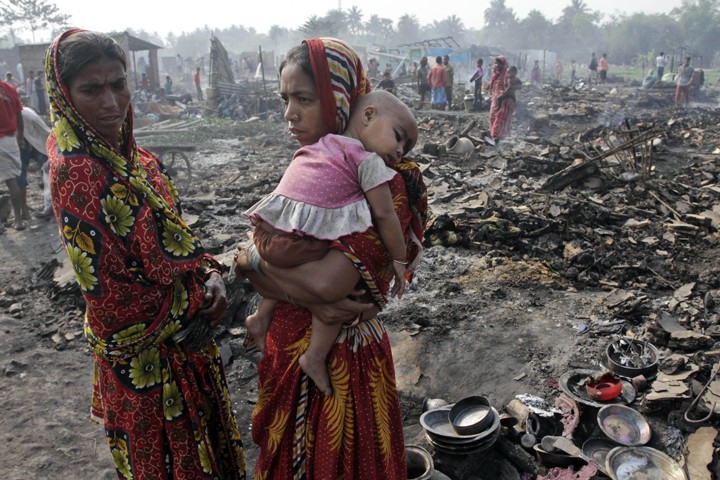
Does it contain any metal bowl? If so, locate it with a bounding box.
[597,405,651,446]
[448,396,494,435]
[420,405,500,444]
[582,437,619,468]
[606,446,687,479]
[605,338,659,378]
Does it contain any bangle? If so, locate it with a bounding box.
[201,267,221,280]
[393,259,408,265]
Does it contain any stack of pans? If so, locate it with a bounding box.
[419,405,500,455]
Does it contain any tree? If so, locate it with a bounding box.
[364,14,394,45]
[484,0,517,29]
[300,15,338,38]
[516,10,551,50]
[432,15,465,39]
[268,25,286,52]
[396,14,420,45]
[673,0,720,64]
[346,6,364,37]
[0,0,70,43]
[324,9,348,35]
[562,0,590,17]
[481,0,517,48]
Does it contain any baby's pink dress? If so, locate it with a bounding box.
[244,134,397,240]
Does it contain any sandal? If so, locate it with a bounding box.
[12,220,27,231]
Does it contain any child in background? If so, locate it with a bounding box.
[242,90,419,395]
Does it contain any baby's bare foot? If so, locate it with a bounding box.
[245,313,269,353]
[299,352,332,395]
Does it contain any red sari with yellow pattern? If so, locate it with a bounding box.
[46,29,245,480]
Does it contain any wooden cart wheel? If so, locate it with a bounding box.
[163,150,193,193]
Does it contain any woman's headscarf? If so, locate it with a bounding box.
[489,55,509,92]
[304,37,371,135]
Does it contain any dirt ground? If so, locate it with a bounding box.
[1,81,719,479]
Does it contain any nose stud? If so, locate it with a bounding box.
[293,114,299,121]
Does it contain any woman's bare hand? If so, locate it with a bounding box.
[199,272,228,327]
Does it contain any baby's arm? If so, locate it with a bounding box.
[364,183,407,298]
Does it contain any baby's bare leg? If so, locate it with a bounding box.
[299,316,342,395]
[245,296,276,353]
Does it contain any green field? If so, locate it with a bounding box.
[610,65,719,84]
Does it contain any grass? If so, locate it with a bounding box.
[610,65,720,84]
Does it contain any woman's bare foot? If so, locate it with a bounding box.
[245,312,269,353]
[299,351,332,395]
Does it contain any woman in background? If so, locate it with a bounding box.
[46,29,245,479]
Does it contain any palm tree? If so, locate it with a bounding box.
[364,14,394,44]
[300,15,337,37]
[325,9,348,34]
[433,15,465,38]
[563,0,589,16]
[347,6,364,37]
[396,14,420,44]
[484,0,517,29]
[268,25,285,51]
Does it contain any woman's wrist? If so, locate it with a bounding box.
[393,258,408,265]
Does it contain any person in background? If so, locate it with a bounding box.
[489,57,522,142]
[554,59,563,83]
[570,59,577,85]
[530,60,541,84]
[656,51,667,80]
[194,66,203,101]
[25,71,38,111]
[164,75,173,95]
[443,54,454,109]
[689,67,704,100]
[0,75,26,232]
[376,70,396,95]
[45,29,246,479]
[34,74,47,115]
[5,72,17,87]
[17,107,51,221]
[416,56,430,109]
[427,55,447,110]
[598,53,609,84]
[588,52,598,84]
[236,37,426,479]
[675,56,694,108]
[470,58,484,111]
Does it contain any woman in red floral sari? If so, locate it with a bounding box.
[46,30,245,479]
[236,37,427,479]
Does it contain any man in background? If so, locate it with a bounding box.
[656,51,667,80]
[443,55,454,109]
[0,77,26,232]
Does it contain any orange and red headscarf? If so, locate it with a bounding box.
[303,37,371,135]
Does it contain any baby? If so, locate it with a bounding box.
[242,89,418,395]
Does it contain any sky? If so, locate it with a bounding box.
[38,0,685,41]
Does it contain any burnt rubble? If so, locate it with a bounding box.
[29,77,720,478]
